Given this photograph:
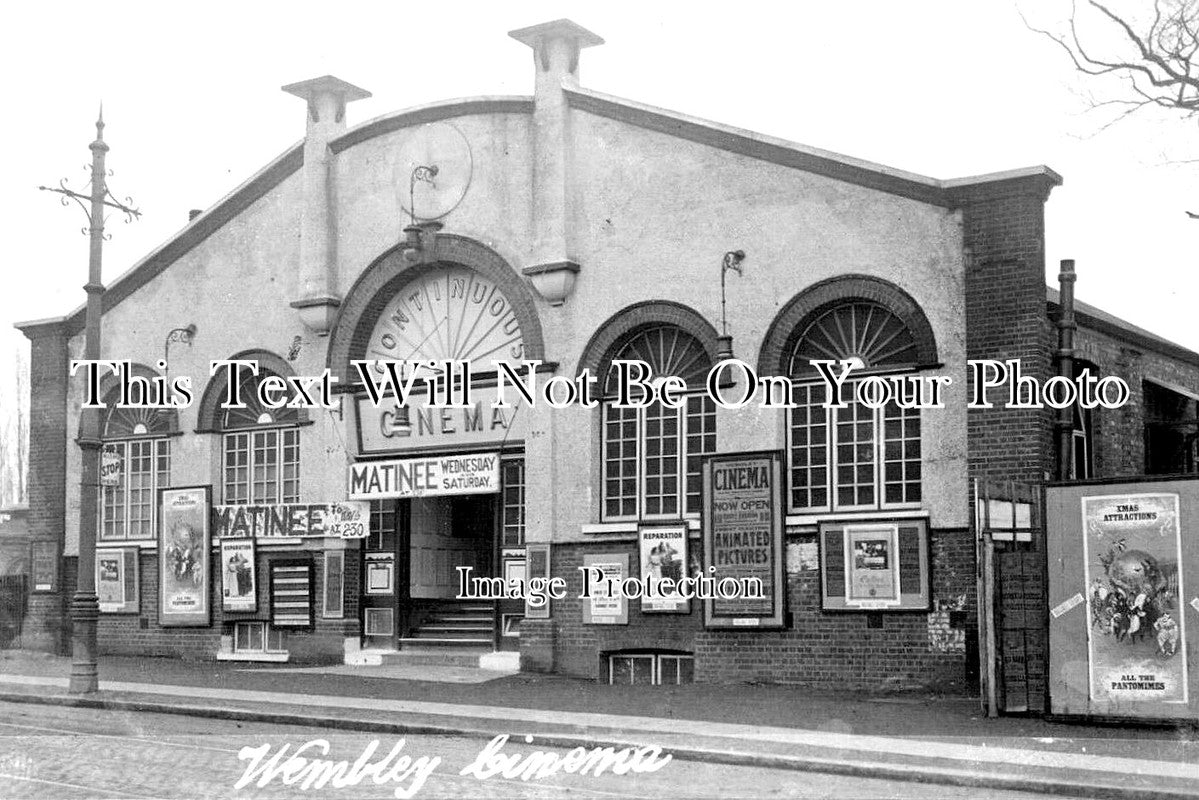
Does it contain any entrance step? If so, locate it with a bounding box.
[407,599,497,646]
[399,635,494,646]
[383,646,494,668]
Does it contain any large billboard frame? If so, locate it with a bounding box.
[1046,475,1198,722]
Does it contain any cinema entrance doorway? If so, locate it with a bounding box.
[359,456,526,652]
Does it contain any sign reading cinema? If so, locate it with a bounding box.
[349,453,501,499]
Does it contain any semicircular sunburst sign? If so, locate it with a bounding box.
[365,266,525,378]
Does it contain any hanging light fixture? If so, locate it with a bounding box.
[717,249,746,360]
[402,164,442,263]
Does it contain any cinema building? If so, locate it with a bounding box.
[12,20,1199,691]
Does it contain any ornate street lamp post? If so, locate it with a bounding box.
[39,110,140,693]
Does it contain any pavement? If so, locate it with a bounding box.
[0,651,1196,799]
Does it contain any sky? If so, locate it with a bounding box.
[0,1,1195,498]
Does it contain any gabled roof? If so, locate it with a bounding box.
[1047,286,1199,369]
[564,84,1062,206]
[15,97,534,338]
[16,81,1062,336]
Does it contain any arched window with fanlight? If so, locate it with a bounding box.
[220,368,301,505]
[785,300,925,513]
[601,325,717,521]
[99,386,177,541]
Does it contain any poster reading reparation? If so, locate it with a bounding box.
[220,538,256,613]
[158,486,211,627]
[703,451,785,628]
[639,525,690,613]
[1082,493,1188,704]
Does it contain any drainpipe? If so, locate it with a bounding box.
[1055,259,1076,481]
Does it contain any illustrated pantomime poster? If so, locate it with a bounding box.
[1082,493,1187,703]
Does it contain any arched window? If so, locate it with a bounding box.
[786,300,923,513]
[601,325,716,520]
[785,302,919,377]
[220,368,301,505]
[100,384,176,541]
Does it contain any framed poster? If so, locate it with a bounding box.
[323,550,345,619]
[639,525,690,613]
[269,559,314,629]
[365,553,395,595]
[220,538,257,613]
[158,485,211,627]
[582,553,628,625]
[846,525,901,608]
[821,519,929,611]
[702,451,786,629]
[96,547,138,614]
[1082,493,1188,704]
[30,541,58,593]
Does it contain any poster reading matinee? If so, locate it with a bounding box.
[1082,493,1188,704]
[704,452,783,625]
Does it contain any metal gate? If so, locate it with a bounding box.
[975,480,1048,716]
[0,574,28,649]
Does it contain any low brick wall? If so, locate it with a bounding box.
[542,529,974,690]
[82,549,359,664]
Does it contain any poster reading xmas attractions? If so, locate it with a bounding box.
[1082,493,1188,704]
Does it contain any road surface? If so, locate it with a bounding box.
[0,700,1076,799]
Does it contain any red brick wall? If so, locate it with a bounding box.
[543,530,973,690]
[1071,322,1199,477]
[88,547,359,663]
[20,323,69,653]
[954,176,1059,487]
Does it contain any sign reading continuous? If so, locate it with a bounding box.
[349,453,500,499]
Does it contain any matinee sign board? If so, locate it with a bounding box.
[702,450,786,629]
[213,502,369,540]
[349,452,501,500]
[356,387,527,456]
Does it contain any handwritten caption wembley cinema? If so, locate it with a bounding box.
[235,733,671,798]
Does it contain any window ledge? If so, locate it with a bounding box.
[98,539,156,549]
[786,509,929,527]
[582,519,700,535]
[216,651,290,663]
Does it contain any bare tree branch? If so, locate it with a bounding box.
[1023,0,1199,122]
